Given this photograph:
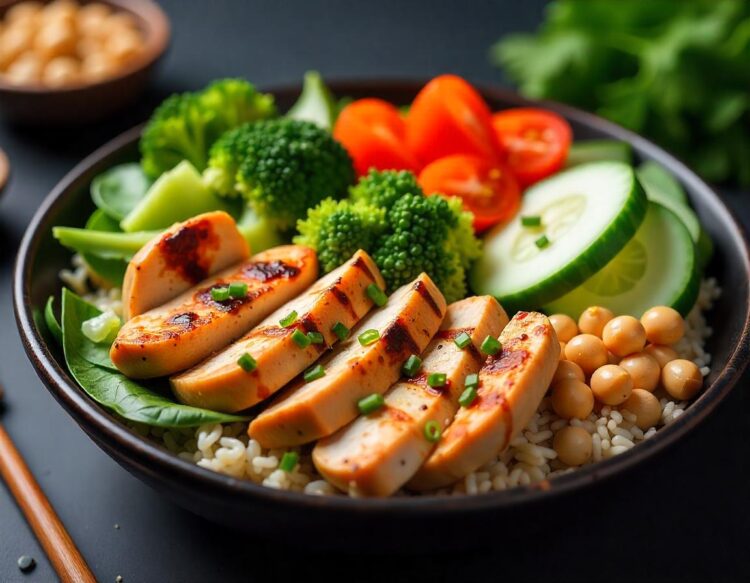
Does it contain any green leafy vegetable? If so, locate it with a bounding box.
[44,296,62,345]
[492,0,750,186]
[91,163,152,221]
[61,289,246,427]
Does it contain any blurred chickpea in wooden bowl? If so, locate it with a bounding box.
[0,0,169,124]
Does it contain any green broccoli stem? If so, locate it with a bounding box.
[53,227,160,260]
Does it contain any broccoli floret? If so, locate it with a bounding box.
[294,198,386,272]
[205,119,355,230]
[349,169,422,211]
[294,170,481,303]
[139,79,276,179]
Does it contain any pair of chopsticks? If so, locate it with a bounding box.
[0,386,96,582]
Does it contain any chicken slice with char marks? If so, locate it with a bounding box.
[249,273,447,449]
[313,296,508,497]
[408,311,560,491]
[111,245,317,379]
[122,211,250,321]
[171,250,384,413]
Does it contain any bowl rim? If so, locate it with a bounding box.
[0,0,170,94]
[13,79,750,514]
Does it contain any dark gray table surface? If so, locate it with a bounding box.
[1,1,748,581]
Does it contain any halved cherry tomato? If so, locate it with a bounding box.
[492,108,572,187]
[418,155,521,233]
[333,98,421,176]
[406,75,502,166]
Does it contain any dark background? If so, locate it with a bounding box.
[0,1,748,581]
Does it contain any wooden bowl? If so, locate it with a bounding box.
[13,81,750,550]
[0,0,169,124]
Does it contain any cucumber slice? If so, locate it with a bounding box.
[545,202,700,318]
[287,71,337,130]
[470,161,648,311]
[637,161,687,205]
[566,140,632,167]
[637,160,713,268]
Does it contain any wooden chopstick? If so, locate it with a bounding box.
[0,423,96,583]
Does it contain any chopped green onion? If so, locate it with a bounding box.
[291,329,311,348]
[454,332,472,349]
[366,283,388,307]
[332,321,350,341]
[481,335,502,355]
[81,310,121,344]
[228,281,248,299]
[357,393,385,415]
[521,215,542,227]
[427,372,447,388]
[279,451,299,472]
[358,329,380,346]
[465,373,479,390]
[458,386,477,408]
[304,364,326,382]
[402,354,422,377]
[211,286,230,301]
[279,310,298,327]
[535,234,550,249]
[237,352,257,372]
[424,420,442,442]
[307,331,324,344]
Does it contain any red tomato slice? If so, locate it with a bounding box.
[492,108,572,187]
[418,154,521,233]
[333,98,421,176]
[406,75,502,166]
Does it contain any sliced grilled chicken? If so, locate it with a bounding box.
[249,273,447,449]
[313,296,508,497]
[122,211,250,320]
[111,245,317,379]
[408,311,560,491]
[171,250,384,413]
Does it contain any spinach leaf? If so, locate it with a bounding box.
[80,210,129,286]
[61,289,247,427]
[44,296,63,345]
[91,163,151,221]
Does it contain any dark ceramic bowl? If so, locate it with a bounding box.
[0,0,169,124]
[13,81,750,549]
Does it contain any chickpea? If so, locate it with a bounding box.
[76,35,100,60]
[549,314,578,343]
[80,51,116,81]
[662,359,702,400]
[4,51,42,84]
[104,30,141,65]
[100,12,138,37]
[622,389,661,430]
[553,360,585,384]
[77,3,111,36]
[602,315,646,358]
[578,306,614,338]
[590,364,633,406]
[564,334,608,376]
[619,352,660,392]
[644,344,678,368]
[0,23,35,68]
[6,2,44,24]
[41,0,77,27]
[34,21,77,59]
[550,379,594,420]
[641,306,685,346]
[553,426,592,466]
[43,55,78,87]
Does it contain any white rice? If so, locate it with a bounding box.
[68,253,720,497]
